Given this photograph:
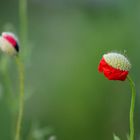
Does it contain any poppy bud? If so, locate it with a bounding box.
[98,52,131,81]
[0,32,19,55]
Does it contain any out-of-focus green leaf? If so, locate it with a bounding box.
[31,122,54,140]
[113,134,121,140]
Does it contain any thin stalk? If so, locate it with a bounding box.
[15,56,25,140]
[0,57,15,139]
[19,0,28,46]
[127,75,136,140]
[16,0,28,139]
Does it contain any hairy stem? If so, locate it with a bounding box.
[15,56,25,140]
[127,75,136,140]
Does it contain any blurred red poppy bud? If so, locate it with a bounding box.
[0,32,19,55]
[98,52,131,81]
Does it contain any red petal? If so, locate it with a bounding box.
[98,57,128,81]
[2,34,17,47]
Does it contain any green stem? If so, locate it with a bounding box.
[15,56,25,140]
[19,0,28,49]
[127,75,136,140]
[16,0,27,139]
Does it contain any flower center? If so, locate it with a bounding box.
[103,52,131,71]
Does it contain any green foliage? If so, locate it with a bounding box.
[31,123,54,140]
[113,134,121,140]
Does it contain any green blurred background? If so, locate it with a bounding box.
[0,0,140,140]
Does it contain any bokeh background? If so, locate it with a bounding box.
[0,0,140,140]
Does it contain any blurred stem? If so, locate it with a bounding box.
[127,75,136,140]
[0,57,15,138]
[19,0,28,49]
[15,56,25,140]
[16,0,27,139]
[2,68,15,139]
[0,57,13,106]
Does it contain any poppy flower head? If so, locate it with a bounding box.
[98,52,131,81]
[0,32,19,55]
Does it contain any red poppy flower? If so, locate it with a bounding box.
[98,52,131,81]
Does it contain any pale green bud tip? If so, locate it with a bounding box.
[103,52,131,71]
